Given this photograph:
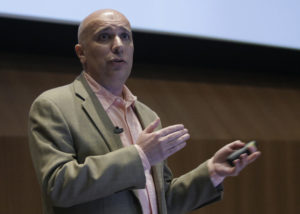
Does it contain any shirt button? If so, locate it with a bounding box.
[115,98,124,106]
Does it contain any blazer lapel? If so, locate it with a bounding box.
[73,73,123,151]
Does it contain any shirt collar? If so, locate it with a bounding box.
[83,71,137,111]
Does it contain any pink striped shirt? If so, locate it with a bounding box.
[84,72,158,214]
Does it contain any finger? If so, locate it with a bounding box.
[231,159,241,176]
[160,128,188,143]
[226,166,237,175]
[229,140,246,150]
[144,118,160,133]
[216,140,245,159]
[158,124,185,137]
[164,133,190,152]
[220,163,236,176]
[248,145,258,153]
[239,153,248,167]
[247,151,261,164]
[164,141,187,159]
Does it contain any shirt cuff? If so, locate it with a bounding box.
[207,158,225,187]
[134,144,151,171]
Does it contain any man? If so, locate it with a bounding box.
[28,9,261,214]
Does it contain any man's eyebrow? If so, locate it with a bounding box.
[96,26,131,34]
[119,26,131,34]
[95,27,112,33]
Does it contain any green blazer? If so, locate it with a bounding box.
[28,73,222,214]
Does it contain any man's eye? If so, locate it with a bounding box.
[98,33,110,41]
[121,33,130,40]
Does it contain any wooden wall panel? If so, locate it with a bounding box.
[0,136,42,214]
[0,52,299,214]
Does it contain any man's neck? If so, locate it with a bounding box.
[84,71,124,97]
[83,71,124,97]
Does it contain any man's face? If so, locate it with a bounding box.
[76,11,134,95]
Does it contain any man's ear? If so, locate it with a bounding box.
[75,44,86,65]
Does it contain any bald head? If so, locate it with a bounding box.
[74,9,134,96]
[77,9,131,44]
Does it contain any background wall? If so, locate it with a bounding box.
[0,18,299,214]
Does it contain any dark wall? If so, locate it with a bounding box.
[1,16,300,72]
[0,17,299,214]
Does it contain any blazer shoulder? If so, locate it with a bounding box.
[29,83,79,119]
[33,83,75,105]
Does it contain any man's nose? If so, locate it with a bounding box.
[112,36,124,54]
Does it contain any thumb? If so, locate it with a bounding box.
[144,118,160,133]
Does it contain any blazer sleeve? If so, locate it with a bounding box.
[163,160,223,214]
[28,95,146,207]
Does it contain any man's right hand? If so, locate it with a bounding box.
[136,118,190,166]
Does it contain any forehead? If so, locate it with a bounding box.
[85,12,131,33]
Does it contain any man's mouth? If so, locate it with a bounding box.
[110,58,125,63]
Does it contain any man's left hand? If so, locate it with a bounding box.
[207,140,261,186]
